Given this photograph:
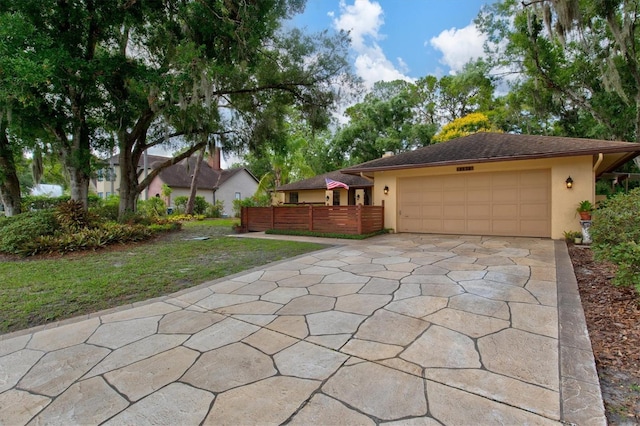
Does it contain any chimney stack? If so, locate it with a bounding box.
[208,147,221,171]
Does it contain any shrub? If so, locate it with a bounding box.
[172,195,208,215]
[22,195,70,211]
[0,210,60,254]
[233,194,271,217]
[174,196,188,213]
[138,197,167,218]
[193,196,209,215]
[590,188,640,292]
[18,222,154,256]
[56,200,93,232]
[90,195,120,221]
[206,200,224,218]
[20,194,102,211]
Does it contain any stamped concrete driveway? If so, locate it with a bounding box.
[0,234,604,425]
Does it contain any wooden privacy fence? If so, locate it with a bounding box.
[241,204,384,235]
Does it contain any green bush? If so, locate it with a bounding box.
[0,210,60,254]
[56,200,93,232]
[138,197,167,218]
[233,194,271,217]
[206,200,224,218]
[19,222,154,256]
[90,195,120,221]
[590,188,640,292]
[174,196,188,214]
[172,195,208,215]
[21,194,102,211]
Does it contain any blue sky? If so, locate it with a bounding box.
[289,0,496,87]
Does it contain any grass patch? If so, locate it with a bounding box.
[265,228,390,240]
[0,219,325,334]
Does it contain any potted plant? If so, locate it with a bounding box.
[563,230,582,244]
[576,200,593,220]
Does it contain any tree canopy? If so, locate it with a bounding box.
[0,0,355,216]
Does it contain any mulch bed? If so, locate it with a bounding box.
[568,244,640,424]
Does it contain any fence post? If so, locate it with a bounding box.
[381,199,385,230]
[357,204,362,235]
[241,207,247,232]
[270,205,275,230]
[309,204,314,231]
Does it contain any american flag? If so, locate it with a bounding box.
[325,178,349,190]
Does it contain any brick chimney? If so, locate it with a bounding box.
[208,147,221,171]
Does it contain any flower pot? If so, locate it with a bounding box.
[574,237,582,244]
[578,212,591,220]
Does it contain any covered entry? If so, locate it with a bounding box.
[397,169,551,237]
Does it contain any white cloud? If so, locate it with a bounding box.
[429,24,487,74]
[333,0,412,88]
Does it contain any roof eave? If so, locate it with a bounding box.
[342,147,640,175]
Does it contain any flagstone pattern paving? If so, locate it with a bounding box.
[0,234,605,425]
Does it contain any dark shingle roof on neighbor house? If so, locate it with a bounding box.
[341,132,640,175]
[277,170,373,191]
[157,157,256,190]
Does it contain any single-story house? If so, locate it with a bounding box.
[275,171,374,206]
[147,150,258,217]
[341,132,640,239]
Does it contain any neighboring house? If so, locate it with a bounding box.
[94,149,258,216]
[31,184,64,197]
[94,154,167,201]
[341,132,640,239]
[147,149,258,217]
[275,171,374,206]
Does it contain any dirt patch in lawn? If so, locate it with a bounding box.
[568,244,640,424]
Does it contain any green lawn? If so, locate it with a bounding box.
[0,219,326,334]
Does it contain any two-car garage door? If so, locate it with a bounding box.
[397,169,551,237]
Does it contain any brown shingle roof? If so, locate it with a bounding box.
[158,157,256,190]
[277,170,373,191]
[341,132,640,174]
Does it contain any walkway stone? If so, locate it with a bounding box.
[274,341,348,379]
[401,325,481,369]
[427,381,558,425]
[182,343,275,392]
[104,346,198,401]
[289,394,375,425]
[31,377,128,425]
[18,344,109,397]
[323,361,428,421]
[104,383,213,426]
[204,376,320,425]
[478,328,559,391]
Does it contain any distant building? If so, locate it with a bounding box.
[94,149,258,217]
[31,184,64,197]
[148,149,258,216]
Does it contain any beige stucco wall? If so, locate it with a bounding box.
[371,155,596,239]
[279,188,349,206]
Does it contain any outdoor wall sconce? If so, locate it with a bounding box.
[356,194,361,200]
[326,195,330,201]
[383,186,389,195]
[565,176,573,189]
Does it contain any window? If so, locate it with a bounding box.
[333,190,340,206]
[96,169,104,182]
[289,192,299,203]
[235,192,241,200]
[98,192,104,199]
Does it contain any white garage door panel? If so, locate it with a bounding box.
[398,170,550,237]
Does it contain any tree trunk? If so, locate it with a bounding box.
[0,123,22,216]
[118,143,141,216]
[185,145,205,215]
